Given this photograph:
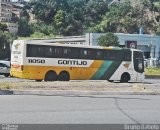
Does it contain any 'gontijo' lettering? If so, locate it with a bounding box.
[58,60,87,66]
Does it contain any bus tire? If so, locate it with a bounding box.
[44,71,57,81]
[120,73,130,83]
[58,71,70,81]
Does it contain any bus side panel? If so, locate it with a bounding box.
[12,60,126,81]
[71,60,104,80]
[15,60,104,80]
[109,61,133,81]
[91,61,113,80]
[91,60,122,80]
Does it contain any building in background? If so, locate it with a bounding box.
[12,0,26,4]
[0,0,12,22]
[85,33,160,60]
[85,33,160,67]
[0,0,23,34]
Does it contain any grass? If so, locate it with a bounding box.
[0,82,10,90]
[145,67,160,76]
[0,81,147,92]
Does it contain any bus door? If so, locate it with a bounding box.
[133,51,144,81]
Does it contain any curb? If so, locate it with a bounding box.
[1,90,160,95]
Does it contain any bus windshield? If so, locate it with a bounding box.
[134,51,144,73]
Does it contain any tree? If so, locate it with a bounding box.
[30,22,56,35]
[28,0,159,35]
[84,0,108,23]
[30,0,69,23]
[0,31,17,59]
[92,1,135,33]
[18,8,32,37]
[157,26,160,35]
[97,33,119,47]
[54,10,65,34]
[18,17,31,37]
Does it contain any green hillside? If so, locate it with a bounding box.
[18,0,160,37]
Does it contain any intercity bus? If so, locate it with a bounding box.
[10,40,144,82]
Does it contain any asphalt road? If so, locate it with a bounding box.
[0,95,160,124]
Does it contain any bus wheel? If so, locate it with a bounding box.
[58,71,70,81]
[120,73,130,83]
[44,71,57,81]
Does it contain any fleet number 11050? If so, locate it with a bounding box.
[28,59,45,64]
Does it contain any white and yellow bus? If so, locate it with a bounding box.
[10,40,144,82]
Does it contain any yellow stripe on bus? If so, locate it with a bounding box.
[10,60,104,80]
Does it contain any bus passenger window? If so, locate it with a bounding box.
[27,44,38,57]
[84,50,88,56]
[88,49,96,59]
[62,48,71,58]
[54,47,62,58]
[45,46,53,58]
[96,50,103,60]
[37,46,45,57]
[104,50,118,60]
[80,49,88,59]
[103,50,109,60]
[70,48,79,59]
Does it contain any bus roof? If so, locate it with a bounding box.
[13,39,140,51]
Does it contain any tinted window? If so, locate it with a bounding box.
[54,47,63,58]
[27,44,129,61]
[62,47,71,58]
[88,49,97,59]
[27,44,38,57]
[45,46,53,58]
[134,51,144,73]
[37,46,45,57]
[124,50,131,61]
[96,50,104,60]
[78,48,98,59]
[104,50,123,61]
[70,48,79,59]
[79,49,88,59]
[27,45,44,57]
